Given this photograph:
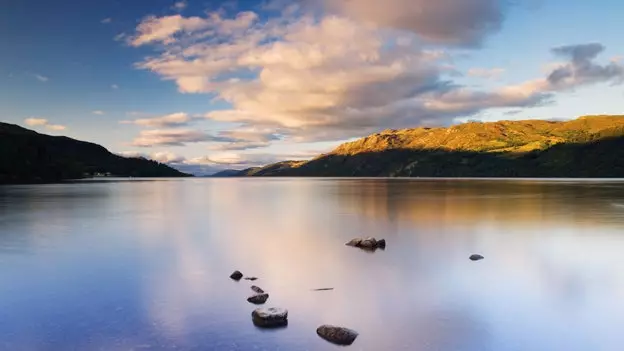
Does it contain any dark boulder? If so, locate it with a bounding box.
[360,237,377,249]
[316,325,359,345]
[248,293,269,304]
[345,237,386,250]
[252,307,288,328]
[470,254,484,261]
[376,239,386,248]
[230,270,243,280]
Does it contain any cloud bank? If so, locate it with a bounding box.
[118,150,315,175]
[125,2,624,149]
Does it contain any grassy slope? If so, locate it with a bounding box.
[251,116,624,177]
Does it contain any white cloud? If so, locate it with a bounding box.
[129,15,211,46]
[34,74,48,82]
[128,9,624,147]
[131,129,215,147]
[111,84,119,89]
[121,112,194,128]
[209,129,282,150]
[46,124,67,131]
[24,118,48,126]
[92,110,105,115]
[24,118,67,131]
[114,33,126,42]
[127,125,281,149]
[129,11,259,47]
[172,1,187,11]
[101,18,112,24]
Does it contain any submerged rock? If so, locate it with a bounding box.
[252,307,288,328]
[470,254,484,261]
[244,277,258,281]
[247,293,269,304]
[230,270,243,280]
[251,285,265,294]
[316,325,359,345]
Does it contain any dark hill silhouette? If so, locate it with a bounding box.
[0,122,190,184]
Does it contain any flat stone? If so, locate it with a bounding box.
[244,277,258,281]
[251,285,265,294]
[316,325,358,345]
[247,293,269,304]
[470,254,484,261]
[252,307,288,328]
[230,270,243,280]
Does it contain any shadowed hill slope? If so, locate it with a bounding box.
[0,122,190,184]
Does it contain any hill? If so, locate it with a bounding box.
[210,169,244,177]
[246,115,624,177]
[0,122,190,184]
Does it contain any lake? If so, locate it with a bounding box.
[2,178,624,350]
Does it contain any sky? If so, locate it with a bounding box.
[1,0,623,175]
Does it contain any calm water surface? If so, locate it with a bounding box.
[2,178,624,350]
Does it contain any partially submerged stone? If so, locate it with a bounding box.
[376,239,386,248]
[470,254,484,261]
[252,307,288,328]
[345,237,386,250]
[251,285,265,294]
[360,237,377,249]
[230,270,243,280]
[316,325,359,345]
[345,238,363,247]
[247,293,269,305]
[244,277,258,281]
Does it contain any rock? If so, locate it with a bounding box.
[359,238,377,250]
[376,239,386,248]
[359,237,377,249]
[247,293,269,304]
[251,307,288,328]
[316,325,359,345]
[244,277,258,281]
[230,270,243,280]
[346,237,386,250]
[312,288,334,291]
[470,254,484,261]
[251,285,265,294]
[345,238,363,247]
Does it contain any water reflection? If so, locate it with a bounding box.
[1,179,624,350]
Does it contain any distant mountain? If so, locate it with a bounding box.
[237,161,305,176]
[210,169,244,177]
[244,115,624,178]
[0,122,191,184]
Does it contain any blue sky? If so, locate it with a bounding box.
[1,0,623,174]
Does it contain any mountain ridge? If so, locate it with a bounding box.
[237,115,624,178]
